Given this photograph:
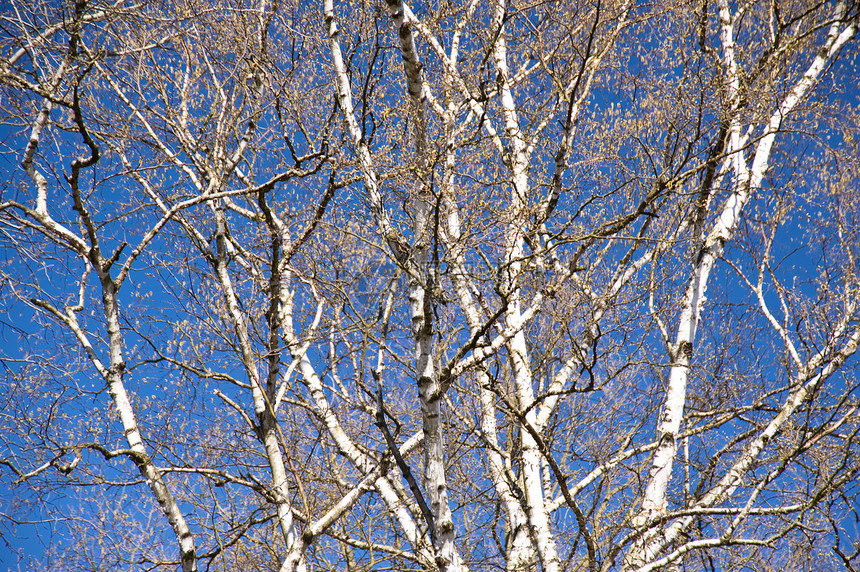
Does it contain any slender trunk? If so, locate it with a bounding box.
[212,210,301,562]
[624,4,856,568]
[491,1,560,568]
[101,277,198,572]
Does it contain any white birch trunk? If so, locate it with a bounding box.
[633,325,860,570]
[324,1,467,567]
[624,4,857,568]
[211,210,302,567]
[101,280,199,572]
[491,1,560,569]
[436,32,535,564]
[445,187,534,570]
[386,2,462,568]
[18,40,200,567]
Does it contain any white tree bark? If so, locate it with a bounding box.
[15,15,200,567]
[625,3,857,568]
[387,2,462,568]
[490,2,561,569]
[4,1,858,570]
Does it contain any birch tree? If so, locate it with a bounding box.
[1,0,859,571]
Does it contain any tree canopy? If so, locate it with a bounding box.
[1,0,859,570]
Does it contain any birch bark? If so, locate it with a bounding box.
[386,2,462,569]
[4,0,859,569]
[15,10,200,567]
[490,2,561,569]
[625,3,857,568]
[324,2,464,567]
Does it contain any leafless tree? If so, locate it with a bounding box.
[1,0,859,571]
